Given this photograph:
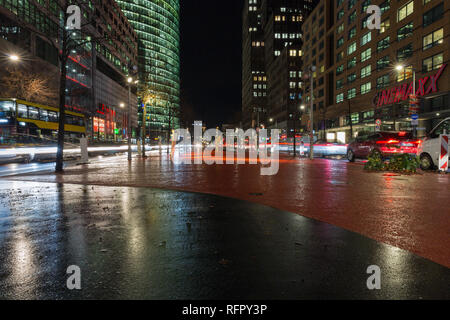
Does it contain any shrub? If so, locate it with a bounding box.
[364,152,420,173]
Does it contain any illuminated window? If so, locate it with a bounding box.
[380,19,390,33]
[361,48,371,62]
[423,53,443,72]
[348,57,357,69]
[361,32,371,46]
[347,42,356,55]
[398,1,414,22]
[348,27,356,40]
[397,65,413,82]
[348,88,356,99]
[423,28,443,50]
[361,82,372,95]
[361,65,371,78]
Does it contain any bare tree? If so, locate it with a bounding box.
[1,68,58,106]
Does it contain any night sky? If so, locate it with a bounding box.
[180,0,244,128]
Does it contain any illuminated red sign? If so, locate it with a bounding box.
[375,64,446,108]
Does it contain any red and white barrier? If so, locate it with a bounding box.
[439,135,449,172]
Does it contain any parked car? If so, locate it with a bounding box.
[417,117,450,170]
[347,131,421,162]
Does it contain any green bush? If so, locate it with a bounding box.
[364,152,420,173]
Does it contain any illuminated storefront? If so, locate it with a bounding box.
[92,104,129,142]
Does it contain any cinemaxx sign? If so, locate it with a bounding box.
[374,64,447,108]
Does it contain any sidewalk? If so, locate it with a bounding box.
[0,180,448,299]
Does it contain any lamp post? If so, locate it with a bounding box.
[8,54,20,136]
[127,77,133,161]
[120,103,125,142]
[142,100,147,158]
[396,64,417,137]
[309,65,316,160]
[126,77,138,161]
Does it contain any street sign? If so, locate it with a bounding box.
[411,114,419,126]
[375,119,381,132]
[409,94,420,115]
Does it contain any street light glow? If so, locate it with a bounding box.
[127,77,133,83]
[120,103,125,108]
[396,65,404,71]
[9,54,19,61]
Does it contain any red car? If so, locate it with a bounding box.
[347,131,421,162]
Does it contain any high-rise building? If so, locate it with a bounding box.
[242,0,267,129]
[117,0,181,142]
[242,0,318,133]
[302,0,450,143]
[0,0,138,142]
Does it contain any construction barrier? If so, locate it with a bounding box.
[439,134,449,172]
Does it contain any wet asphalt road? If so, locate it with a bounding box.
[9,154,450,268]
[0,180,449,300]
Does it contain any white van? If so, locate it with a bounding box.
[417,117,450,170]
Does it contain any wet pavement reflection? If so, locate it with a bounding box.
[0,180,449,299]
[5,153,450,268]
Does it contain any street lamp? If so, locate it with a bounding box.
[8,54,19,61]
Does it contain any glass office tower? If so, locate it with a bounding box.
[117,0,180,141]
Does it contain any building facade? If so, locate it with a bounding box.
[0,0,139,142]
[302,0,450,143]
[242,0,267,129]
[91,0,139,142]
[117,0,181,143]
[242,0,318,134]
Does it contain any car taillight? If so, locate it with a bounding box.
[376,140,400,144]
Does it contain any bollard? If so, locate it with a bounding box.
[78,137,89,165]
[300,141,305,157]
[137,139,142,156]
